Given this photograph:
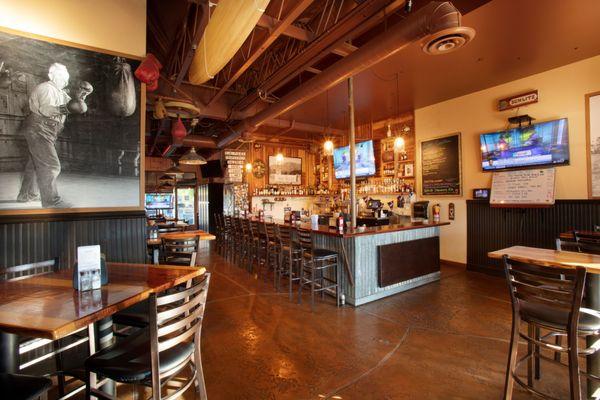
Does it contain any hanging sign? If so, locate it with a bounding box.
[498,90,538,111]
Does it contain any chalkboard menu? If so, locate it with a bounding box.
[421,133,461,195]
[490,168,555,206]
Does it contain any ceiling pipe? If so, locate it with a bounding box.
[181,135,218,149]
[218,1,475,148]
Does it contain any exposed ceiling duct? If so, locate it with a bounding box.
[188,0,271,85]
[219,1,475,148]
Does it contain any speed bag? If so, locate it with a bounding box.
[108,58,136,117]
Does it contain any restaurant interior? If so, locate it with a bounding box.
[0,0,600,399]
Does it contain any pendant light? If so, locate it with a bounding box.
[323,140,334,156]
[179,147,207,165]
[165,163,184,177]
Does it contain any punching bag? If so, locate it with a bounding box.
[108,57,136,117]
[135,53,162,83]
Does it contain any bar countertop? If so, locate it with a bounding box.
[280,220,450,238]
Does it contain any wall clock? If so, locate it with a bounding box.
[252,159,266,178]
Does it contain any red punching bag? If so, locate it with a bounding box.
[135,53,162,84]
[171,118,187,140]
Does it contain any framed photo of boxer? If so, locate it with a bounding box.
[0,27,144,215]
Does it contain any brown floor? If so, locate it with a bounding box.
[70,242,574,399]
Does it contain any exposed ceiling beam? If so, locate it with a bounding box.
[209,0,315,105]
[332,42,358,57]
[233,0,404,111]
[257,13,314,42]
[174,1,210,88]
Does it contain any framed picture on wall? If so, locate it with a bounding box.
[586,91,600,198]
[0,27,144,215]
[420,133,462,196]
[268,155,302,185]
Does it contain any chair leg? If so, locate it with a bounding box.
[310,265,315,312]
[527,323,534,387]
[534,326,541,380]
[194,347,208,400]
[85,369,92,400]
[504,317,521,400]
[567,328,582,400]
[298,262,304,305]
[289,254,294,302]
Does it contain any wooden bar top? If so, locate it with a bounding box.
[488,246,600,274]
[253,218,449,238]
[0,263,204,339]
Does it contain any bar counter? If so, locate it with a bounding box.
[271,219,449,306]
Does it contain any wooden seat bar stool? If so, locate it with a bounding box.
[296,229,341,311]
[502,255,600,400]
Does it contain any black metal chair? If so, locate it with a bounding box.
[0,373,52,400]
[214,213,225,255]
[161,236,198,266]
[502,255,600,400]
[85,273,211,400]
[296,229,341,310]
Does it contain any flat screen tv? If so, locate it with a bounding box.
[145,193,174,209]
[333,140,376,179]
[480,118,569,171]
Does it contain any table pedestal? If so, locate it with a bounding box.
[587,275,600,399]
[0,332,18,373]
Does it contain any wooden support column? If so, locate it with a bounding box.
[348,76,356,229]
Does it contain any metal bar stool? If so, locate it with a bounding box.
[274,224,302,300]
[214,213,225,255]
[502,255,600,400]
[265,223,280,286]
[249,220,261,274]
[296,229,341,311]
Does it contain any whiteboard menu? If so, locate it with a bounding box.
[490,168,556,206]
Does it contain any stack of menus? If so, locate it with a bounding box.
[76,245,102,291]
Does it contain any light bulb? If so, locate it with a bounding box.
[275,153,284,163]
[323,140,334,155]
[394,136,405,151]
[245,162,253,172]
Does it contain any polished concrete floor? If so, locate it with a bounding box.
[193,243,571,400]
[67,242,574,399]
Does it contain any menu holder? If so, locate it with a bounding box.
[72,246,108,291]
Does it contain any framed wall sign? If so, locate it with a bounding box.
[498,90,538,111]
[0,27,144,215]
[268,155,302,185]
[420,133,462,196]
[586,91,600,199]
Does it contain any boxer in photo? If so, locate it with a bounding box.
[17,63,92,208]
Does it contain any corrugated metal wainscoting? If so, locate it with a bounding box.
[0,211,147,269]
[467,199,600,275]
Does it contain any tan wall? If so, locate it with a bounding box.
[415,55,600,264]
[0,0,146,57]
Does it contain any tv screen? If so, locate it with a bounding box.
[145,193,174,209]
[480,118,569,171]
[333,140,376,179]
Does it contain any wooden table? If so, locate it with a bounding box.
[559,230,600,240]
[147,230,216,264]
[0,262,204,373]
[488,246,600,398]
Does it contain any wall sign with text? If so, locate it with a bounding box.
[498,90,538,111]
[420,133,462,196]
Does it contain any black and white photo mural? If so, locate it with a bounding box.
[0,28,143,214]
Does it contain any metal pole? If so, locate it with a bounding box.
[348,77,356,229]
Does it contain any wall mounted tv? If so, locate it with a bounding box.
[145,193,174,209]
[480,118,569,171]
[333,140,377,179]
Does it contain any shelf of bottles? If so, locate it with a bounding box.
[252,185,334,196]
[338,177,414,196]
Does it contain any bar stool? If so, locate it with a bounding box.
[0,373,52,400]
[214,213,225,255]
[274,224,302,300]
[249,220,261,273]
[502,255,600,400]
[223,215,234,259]
[296,229,341,310]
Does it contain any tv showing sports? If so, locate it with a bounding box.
[480,118,569,171]
[333,140,376,179]
[145,193,174,209]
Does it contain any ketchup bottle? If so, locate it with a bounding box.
[338,215,344,234]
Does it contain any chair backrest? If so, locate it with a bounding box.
[250,220,260,240]
[556,238,581,253]
[159,226,184,234]
[574,231,600,254]
[149,273,211,399]
[265,223,277,243]
[502,255,586,330]
[258,221,268,241]
[0,258,59,282]
[162,236,198,266]
[276,224,293,248]
[295,229,313,255]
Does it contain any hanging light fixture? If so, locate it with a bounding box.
[323,140,334,156]
[275,152,284,164]
[245,162,253,172]
[394,136,405,152]
[165,163,184,177]
[179,147,207,165]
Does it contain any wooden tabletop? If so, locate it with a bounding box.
[488,246,600,274]
[0,263,204,340]
[147,229,216,246]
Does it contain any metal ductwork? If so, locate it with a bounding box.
[181,135,218,149]
[218,1,475,148]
